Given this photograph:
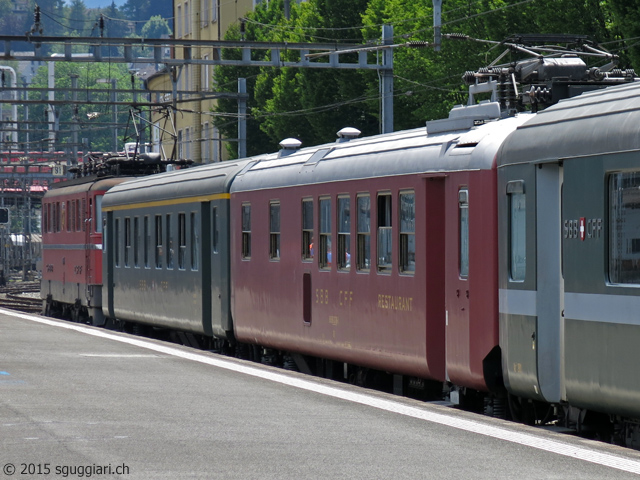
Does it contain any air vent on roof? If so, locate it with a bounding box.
[278,138,302,157]
[336,127,361,143]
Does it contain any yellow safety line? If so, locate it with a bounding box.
[102,193,231,212]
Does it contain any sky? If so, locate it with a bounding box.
[76,0,127,9]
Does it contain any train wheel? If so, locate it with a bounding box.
[508,394,536,425]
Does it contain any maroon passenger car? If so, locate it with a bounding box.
[230,105,532,397]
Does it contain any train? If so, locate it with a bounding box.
[40,49,640,448]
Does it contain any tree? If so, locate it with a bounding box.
[27,62,134,153]
[214,0,379,157]
[608,0,640,70]
[213,0,635,158]
[121,0,172,34]
[67,0,90,36]
[141,15,172,38]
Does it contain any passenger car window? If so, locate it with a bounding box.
[337,196,351,271]
[356,194,371,272]
[507,181,526,282]
[610,172,640,284]
[302,199,314,261]
[270,201,280,260]
[400,191,415,275]
[319,197,331,269]
[377,193,392,273]
[242,204,251,259]
[458,189,469,278]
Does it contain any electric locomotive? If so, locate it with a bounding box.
[41,152,192,324]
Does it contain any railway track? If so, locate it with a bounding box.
[0,281,42,313]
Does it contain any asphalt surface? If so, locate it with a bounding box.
[2,310,640,479]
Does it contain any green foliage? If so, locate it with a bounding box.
[213,0,640,159]
[141,15,172,39]
[27,62,134,153]
[608,0,640,68]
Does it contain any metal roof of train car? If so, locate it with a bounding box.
[44,177,126,197]
[101,158,259,209]
[497,81,640,166]
[230,107,533,193]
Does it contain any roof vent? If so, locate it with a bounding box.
[336,127,361,143]
[278,138,302,157]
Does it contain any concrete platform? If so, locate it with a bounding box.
[2,309,640,479]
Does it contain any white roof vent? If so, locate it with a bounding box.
[336,127,361,143]
[278,138,302,157]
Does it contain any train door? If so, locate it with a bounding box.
[84,194,92,286]
[534,162,564,403]
[424,176,446,381]
[445,185,470,384]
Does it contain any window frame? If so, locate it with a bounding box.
[241,203,251,259]
[302,198,314,261]
[155,214,163,269]
[377,192,393,274]
[458,189,469,278]
[191,212,199,271]
[269,201,281,261]
[178,212,186,270]
[337,195,351,272]
[399,190,416,275]
[166,213,174,269]
[319,196,332,270]
[356,194,371,272]
[507,181,526,282]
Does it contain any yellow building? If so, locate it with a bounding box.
[147,0,257,163]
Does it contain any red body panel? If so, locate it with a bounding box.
[41,177,126,309]
[444,169,499,391]
[231,174,446,381]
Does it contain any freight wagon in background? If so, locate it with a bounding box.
[5,233,42,274]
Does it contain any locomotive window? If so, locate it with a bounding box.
[144,216,150,268]
[319,197,331,270]
[242,204,251,259]
[400,191,416,275]
[191,212,199,270]
[67,201,73,232]
[609,172,640,284]
[357,194,371,272]
[133,217,140,268]
[377,193,392,274]
[115,218,120,267]
[337,196,351,271]
[459,189,469,278]
[212,206,219,254]
[178,213,186,270]
[82,198,86,232]
[61,201,66,232]
[124,217,131,267]
[55,202,60,232]
[76,199,81,232]
[155,214,163,269]
[509,189,526,282]
[270,201,281,260]
[45,204,51,233]
[166,214,174,269]
[302,199,314,261]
